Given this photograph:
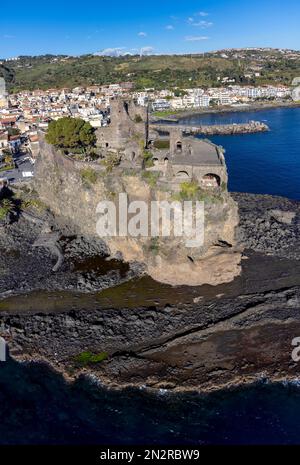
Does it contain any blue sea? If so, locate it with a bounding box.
[1,107,300,445]
[2,358,300,445]
[181,106,300,200]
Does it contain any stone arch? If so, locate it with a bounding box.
[175,170,190,179]
[201,173,221,188]
[153,157,159,166]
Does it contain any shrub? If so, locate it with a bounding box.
[221,181,227,191]
[101,152,121,173]
[178,180,201,200]
[21,198,46,212]
[0,198,14,220]
[134,114,143,123]
[80,168,98,186]
[143,150,154,168]
[142,170,160,188]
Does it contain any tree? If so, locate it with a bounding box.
[45,117,96,153]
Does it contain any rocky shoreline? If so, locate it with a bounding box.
[152,101,300,122]
[1,192,300,392]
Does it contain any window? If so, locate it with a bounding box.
[176,141,182,152]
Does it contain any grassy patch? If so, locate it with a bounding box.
[173,180,223,203]
[153,139,170,150]
[0,164,14,172]
[74,351,108,366]
[80,168,98,186]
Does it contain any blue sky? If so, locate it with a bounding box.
[1,0,299,58]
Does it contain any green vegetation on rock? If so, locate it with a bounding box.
[74,351,108,366]
[101,152,121,173]
[0,198,14,220]
[174,180,223,204]
[177,180,201,200]
[80,167,99,186]
[142,150,154,168]
[142,170,160,188]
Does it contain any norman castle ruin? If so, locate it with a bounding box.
[96,98,227,190]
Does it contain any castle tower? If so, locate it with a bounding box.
[169,128,184,156]
[96,98,147,152]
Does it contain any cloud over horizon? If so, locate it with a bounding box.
[184,35,209,41]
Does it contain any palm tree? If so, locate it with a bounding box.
[0,198,14,222]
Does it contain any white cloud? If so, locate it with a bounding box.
[165,25,174,30]
[184,35,209,41]
[138,32,147,37]
[95,45,154,57]
[95,47,127,56]
[192,20,213,28]
[196,11,209,16]
[140,46,154,55]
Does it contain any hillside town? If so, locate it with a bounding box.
[0,75,295,184]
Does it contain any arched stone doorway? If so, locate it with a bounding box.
[201,173,221,188]
[176,141,182,152]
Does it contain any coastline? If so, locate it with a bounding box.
[151,100,300,122]
[2,190,300,394]
[9,351,300,396]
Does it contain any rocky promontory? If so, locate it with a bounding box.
[33,137,242,287]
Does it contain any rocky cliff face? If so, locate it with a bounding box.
[34,138,242,286]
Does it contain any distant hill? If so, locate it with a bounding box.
[1,48,300,92]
